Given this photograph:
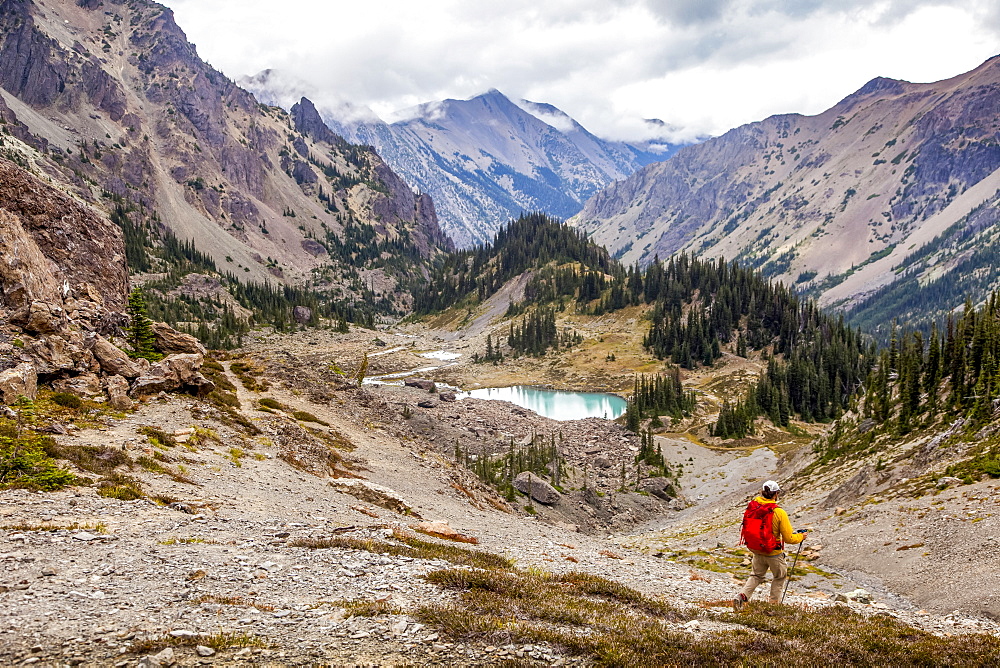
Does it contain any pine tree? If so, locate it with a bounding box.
[126,287,162,361]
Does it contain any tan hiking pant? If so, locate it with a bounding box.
[740,551,787,603]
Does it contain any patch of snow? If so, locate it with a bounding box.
[419,350,461,361]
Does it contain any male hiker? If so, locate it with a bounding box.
[733,480,807,610]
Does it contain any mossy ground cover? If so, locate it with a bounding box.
[278,528,1000,665]
[416,566,1000,667]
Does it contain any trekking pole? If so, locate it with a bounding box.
[780,536,807,605]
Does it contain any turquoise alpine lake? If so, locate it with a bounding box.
[459,385,627,421]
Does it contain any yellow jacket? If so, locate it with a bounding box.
[753,496,805,556]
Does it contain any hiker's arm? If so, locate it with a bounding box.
[775,508,805,544]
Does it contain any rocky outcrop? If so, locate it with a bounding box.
[291,98,454,258]
[291,97,341,146]
[130,354,213,397]
[150,322,207,356]
[51,372,101,398]
[0,159,127,312]
[0,363,38,404]
[90,336,142,379]
[514,471,561,505]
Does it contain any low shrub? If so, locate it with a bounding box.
[50,392,84,410]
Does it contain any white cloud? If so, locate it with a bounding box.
[161,0,1000,143]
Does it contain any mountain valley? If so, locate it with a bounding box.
[2,1,1000,666]
[574,56,1000,331]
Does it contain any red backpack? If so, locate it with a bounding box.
[739,499,782,553]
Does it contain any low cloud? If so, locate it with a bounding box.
[163,0,1000,142]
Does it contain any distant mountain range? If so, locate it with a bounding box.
[573,56,1000,327]
[0,0,449,297]
[243,72,682,247]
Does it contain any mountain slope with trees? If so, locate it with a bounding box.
[574,55,1000,333]
[416,213,875,437]
[0,0,451,333]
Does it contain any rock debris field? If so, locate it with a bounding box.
[3,330,1000,666]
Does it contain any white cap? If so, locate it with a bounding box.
[762,480,781,494]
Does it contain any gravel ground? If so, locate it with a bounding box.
[3,326,998,666]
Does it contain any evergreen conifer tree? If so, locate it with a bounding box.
[126,287,162,361]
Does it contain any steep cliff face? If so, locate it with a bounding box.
[0,158,127,312]
[575,56,1000,311]
[0,0,450,294]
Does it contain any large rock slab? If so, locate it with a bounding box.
[0,363,37,404]
[151,321,207,355]
[0,159,127,311]
[411,520,478,544]
[330,479,421,517]
[90,336,141,378]
[22,333,89,375]
[514,471,561,505]
[637,476,678,502]
[52,372,102,398]
[130,353,205,396]
[0,209,63,309]
[9,301,68,334]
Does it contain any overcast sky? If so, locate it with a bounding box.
[160,0,1000,143]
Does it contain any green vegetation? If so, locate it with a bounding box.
[416,566,1000,666]
[50,392,83,410]
[507,307,582,357]
[418,214,873,438]
[257,397,287,411]
[0,427,79,491]
[232,360,270,393]
[292,410,328,425]
[96,473,145,500]
[458,433,567,501]
[138,425,176,449]
[817,290,1000,475]
[415,212,614,313]
[125,287,163,361]
[845,189,1000,341]
[624,371,695,430]
[471,333,504,364]
[129,631,267,655]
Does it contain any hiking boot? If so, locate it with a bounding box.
[733,594,747,612]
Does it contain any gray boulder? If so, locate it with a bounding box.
[405,378,436,392]
[130,353,206,397]
[637,476,677,501]
[514,471,560,505]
